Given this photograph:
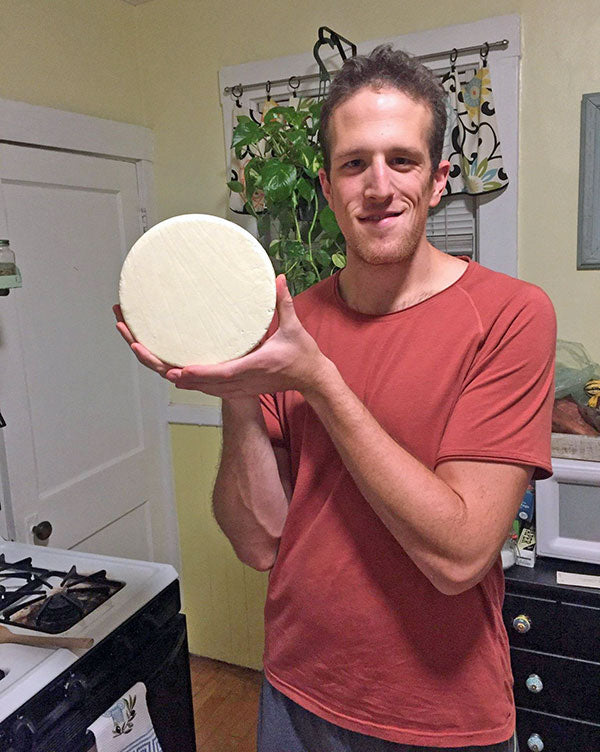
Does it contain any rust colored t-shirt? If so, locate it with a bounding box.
[259,260,556,747]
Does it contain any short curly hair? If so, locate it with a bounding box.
[319,44,447,176]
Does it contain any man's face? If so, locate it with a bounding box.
[319,86,449,267]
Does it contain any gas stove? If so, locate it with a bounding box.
[0,540,195,752]
[0,553,125,635]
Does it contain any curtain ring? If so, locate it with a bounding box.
[231,84,243,108]
[265,80,272,101]
[288,75,300,98]
[449,48,458,68]
[480,41,489,64]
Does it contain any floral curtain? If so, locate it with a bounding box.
[441,63,508,196]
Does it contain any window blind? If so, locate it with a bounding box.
[427,195,478,259]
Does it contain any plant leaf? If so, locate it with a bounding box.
[263,106,294,125]
[282,239,305,258]
[231,119,264,149]
[261,162,297,203]
[256,213,271,239]
[243,157,264,201]
[227,180,244,193]
[296,177,314,203]
[332,252,346,268]
[319,205,341,238]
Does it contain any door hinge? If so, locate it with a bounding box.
[140,208,149,233]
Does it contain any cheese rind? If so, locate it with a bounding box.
[118,214,276,366]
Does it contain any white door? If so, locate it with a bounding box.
[0,143,166,560]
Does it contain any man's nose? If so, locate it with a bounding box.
[364,161,393,201]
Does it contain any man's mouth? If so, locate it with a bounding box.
[359,211,402,223]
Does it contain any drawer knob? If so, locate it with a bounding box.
[512,614,531,633]
[527,733,544,751]
[526,673,544,693]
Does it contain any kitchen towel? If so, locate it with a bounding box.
[87,682,163,752]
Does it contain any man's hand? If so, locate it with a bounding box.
[113,304,176,378]
[165,275,331,399]
[114,275,332,399]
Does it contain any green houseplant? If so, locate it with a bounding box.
[227,99,346,295]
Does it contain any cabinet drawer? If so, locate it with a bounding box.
[503,593,600,661]
[503,593,562,653]
[559,600,600,662]
[511,648,600,724]
[516,707,600,752]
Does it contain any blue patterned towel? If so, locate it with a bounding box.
[88,682,163,752]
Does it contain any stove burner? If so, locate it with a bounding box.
[0,556,125,634]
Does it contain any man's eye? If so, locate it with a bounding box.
[342,159,362,169]
[392,157,411,166]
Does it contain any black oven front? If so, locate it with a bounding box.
[0,580,196,752]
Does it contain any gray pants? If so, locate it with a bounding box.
[257,677,519,752]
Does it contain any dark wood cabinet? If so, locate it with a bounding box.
[503,557,600,752]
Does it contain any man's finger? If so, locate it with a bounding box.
[275,274,297,326]
[115,321,135,346]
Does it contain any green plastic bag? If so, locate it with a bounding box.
[554,340,599,405]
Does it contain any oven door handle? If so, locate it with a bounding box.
[146,623,186,682]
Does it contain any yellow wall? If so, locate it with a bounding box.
[169,425,267,667]
[0,0,145,124]
[3,0,599,663]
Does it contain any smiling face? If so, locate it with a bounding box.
[319,86,449,267]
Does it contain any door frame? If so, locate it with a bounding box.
[0,97,181,573]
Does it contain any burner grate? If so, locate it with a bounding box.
[0,555,125,634]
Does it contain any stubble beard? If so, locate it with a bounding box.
[350,210,428,267]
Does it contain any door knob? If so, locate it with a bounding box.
[32,520,53,541]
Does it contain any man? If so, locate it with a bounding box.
[116,46,555,751]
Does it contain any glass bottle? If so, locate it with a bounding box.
[0,240,16,277]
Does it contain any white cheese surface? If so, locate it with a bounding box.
[119,214,276,366]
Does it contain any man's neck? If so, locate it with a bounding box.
[338,245,468,316]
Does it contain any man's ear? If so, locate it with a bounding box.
[318,167,333,207]
[429,160,450,209]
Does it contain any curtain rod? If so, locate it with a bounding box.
[223,38,509,97]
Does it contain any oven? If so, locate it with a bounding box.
[0,541,197,752]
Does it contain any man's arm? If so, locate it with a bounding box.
[304,362,532,595]
[113,304,291,572]
[212,397,291,571]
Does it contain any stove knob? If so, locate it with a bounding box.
[31,520,53,542]
[11,716,35,750]
[64,674,87,704]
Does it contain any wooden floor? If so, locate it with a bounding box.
[190,654,263,752]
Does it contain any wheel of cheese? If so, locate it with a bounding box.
[119,214,276,366]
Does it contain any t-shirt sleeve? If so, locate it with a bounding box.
[259,392,287,448]
[435,284,556,480]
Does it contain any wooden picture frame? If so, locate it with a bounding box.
[577,92,600,270]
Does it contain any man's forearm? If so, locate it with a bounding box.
[303,360,523,594]
[212,397,289,571]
